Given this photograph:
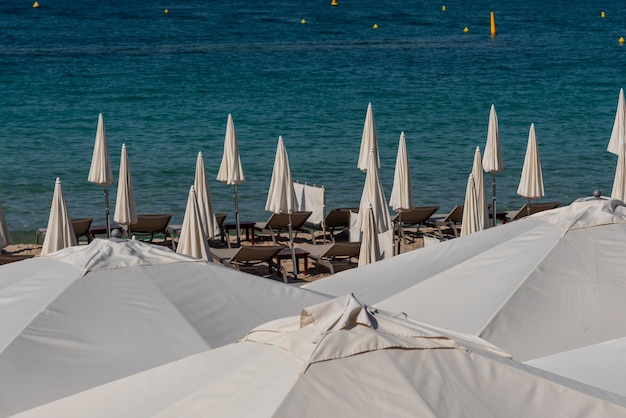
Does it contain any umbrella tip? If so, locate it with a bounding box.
[593,189,602,198]
[55,177,61,183]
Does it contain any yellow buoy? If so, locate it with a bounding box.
[164,9,169,14]
[490,11,496,37]
[373,23,379,29]
[464,27,469,33]
[301,18,306,24]
[442,5,446,11]
[32,1,40,8]
[620,37,625,44]
[331,0,338,6]
[601,11,606,18]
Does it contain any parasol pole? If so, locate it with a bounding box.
[104,186,111,238]
[527,198,532,217]
[288,212,298,276]
[491,173,497,227]
[234,184,241,246]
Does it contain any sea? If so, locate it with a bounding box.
[2,0,626,232]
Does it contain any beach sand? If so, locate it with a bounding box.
[2,226,432,284]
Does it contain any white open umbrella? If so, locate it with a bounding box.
[357,103,380,171]
[17,295,626,418]
[358,148,393,259]
[460,174,480,237]
[608,88,625,155]
[41,178,76,256]
[177,186,212,261]
[194,151,218,239]
[517,123,545,215]
[88,113,114,237]
[113,144,137,236]
[482,104,503,226]
[217,114,245,245]
[265,136,298,274]
[471,146,488,230]
[0,197,10,249]
[611,141,626,201]
[389,132,414,253]
[358,204,381,267]
[0,238,329,416]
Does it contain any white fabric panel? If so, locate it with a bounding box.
[113,144,137,226]
[0,198,11,249]
[87,113,114,186]
[41,178,76,256]
[608,88,625,155]
[527,337,626,397]
[15,296,626,418]
[176,186,211,261]
[216,114,245,185]
[517,123,544,200]
[293,182,325,226]
[265,136,297,214]
[193,151,219,238]
[482,104,503,173]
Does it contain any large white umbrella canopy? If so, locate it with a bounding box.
[471,146,488,230]
[517,123,545,209]
[358,148,393,259]
[608,88,625,155]
[0,238,328,416]
[482,104,503,226]
[357,103,380,171]
[358,204,381,267]
[176,186,212,261]
[389,131,414,212]
[41,177,76,256]
[265,136,298,273]
[460,174,480,237]
[15,295,626,418]
[611,141,626,201]
[217,114,245,245]
[194,151,219,238]
[113,143,137,233]
[88,113,114,236]
[306,197,626,361]
[0,198,10,249]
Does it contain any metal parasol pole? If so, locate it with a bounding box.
[104,186,111,238]
[288,212,298,277]
[491,173,497,227]
[234,184,241,246]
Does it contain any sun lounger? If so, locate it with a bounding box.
[0,253,35,265]
[254,212,312,244]
[434,205,464,238]
[300,241,361,274]
[131,214,172,242]
[506,201,560,221]
[304,207,358,243]
[392,205,440,241]
[211,245,287,281]
[35,217,93,245]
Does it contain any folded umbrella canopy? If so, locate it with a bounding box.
[113,144,137,236]
[611,141,626,202]
[389,132,414,253]
[517,123,545,215]
[0,197,10,250]
[194,151,219,239]
[88,113,114,237]
[608,88,625,155]
[176,185,211,261]
[471,146,488,230]
[265,136,298,274]
[217,114,245,245]
[482,104,503,226]
[460,174,480,237]
[357,103,380,171]
[358,148,393,259]
[41,177,76,256]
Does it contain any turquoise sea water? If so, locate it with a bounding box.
[1,0,626,231]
